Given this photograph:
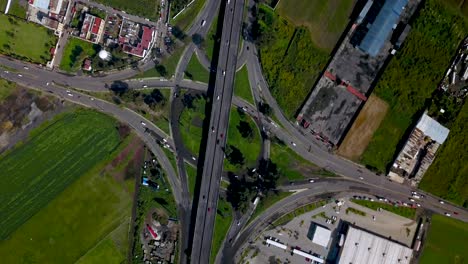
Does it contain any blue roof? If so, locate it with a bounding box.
[358,0,408,57]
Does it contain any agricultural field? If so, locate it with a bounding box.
[234,66,254,105]
[419,101,468,206]
[361,0,468,172]
[179,92,207,155]
[184,54,210,83]
[420,214,468,264]
[337,95,388,161]
[224,107,261,172]
[0,14,57,64]
[276,0,355,51]
[210,197,233,264]
[92,0,159,20]
[60,37,98,72]
[0,109,137,264]
[254,5,329,118]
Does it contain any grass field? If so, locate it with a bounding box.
[338,95,388,161]
[419,101,468,206]
[0,14,57,64]
[210,197,233,264]
[234,66,254,105]
[256,5,329,118]
[60,37,98,72]
[185,162,197,199]
[172,0,207,31]
[204,14,218,61]
[92,0,159,20]
[361,0,468,173]
[420,214,468,264]
[0,109,123,240]
[224,107,261,172]
[276,0,355,51]
[351,199,416,220]
[0,0,6,11]
[184,54,210,83]
[179,93,206,155]
[0,110,135,263]
[7,0,27,18]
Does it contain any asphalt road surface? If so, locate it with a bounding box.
[190,0,245,262]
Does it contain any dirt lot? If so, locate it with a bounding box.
[337,94,388,160]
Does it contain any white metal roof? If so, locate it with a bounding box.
[266,239,287,250]
[312,225,331,247]
[338,226,413,264]
[416,113,450,144]
[292,249,324,263]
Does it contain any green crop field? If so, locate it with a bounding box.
[0,110,135,264]
[255,5,329,118]
[234,66,254,105]
[210,197,233,264]
[420,214,468,264]
[0,14,57,64]
[276,0,355,51]
[60,37,98,72]
[361,0,468,173]
[92,0,159,20]
[179,93,207,155]
[224,107,261,172]
[185,54,210,83]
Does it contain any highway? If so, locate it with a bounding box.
[190,0,245,262]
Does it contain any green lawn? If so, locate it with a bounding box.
[0,109,123,240]
[210,197,233,264]
[163,147,178,175]
[0,78,16,102]
[0,110,134,263]
[184,54,210,83]
[172,0,207,31]
[91,0,159,20]
[204,14,218,61]
[7,0,27,18]
[138,46,186,79]
[361,0,468,173]
[179,93,206,155]
[224,107,261,172]
[0,14,57,64]
[185,162,197,199]
[420,214,468,264]
[234,66,254,105]
[60,37,98,72]
[276,0,355,51]
[256,5,329,118]
[351,199,416,220]
[0,0,7,11]
[248,191,292,225]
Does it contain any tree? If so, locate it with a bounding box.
[155,65,168,77]
[192,33,204,47]
[257,159,280,191]
[237,120,253,140]
[182,93,196,109]
[258,102,272,116]
[225,145,245,166]
[109,81,129,95]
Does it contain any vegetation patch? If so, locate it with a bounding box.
[253,5,329,118]
[179,92,207,155]
[0,14,57,64]
[419,214,468,264]
[204,14,218,61]
[419,101,468,206]
[91,0,159,20]
[361,0,468,172]
[172,0,207,31]
[273,200,326,226]
[234,66,255,105]
[224,107,261,172]
[276,0,355,51]
[248,191,292,224]
[60,37,98,72]
[185,162,197,199]
[210,197,233,264]
[345,207,366,216]
[184,54,210,83]
[351,199,416,219]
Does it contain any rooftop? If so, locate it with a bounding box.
[310,224,331,248]
[416,113,450,144]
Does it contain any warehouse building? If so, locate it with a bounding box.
[338,226,413,264]
[307,223,332,248]
[388,113,450,185]
[297,0,416,145]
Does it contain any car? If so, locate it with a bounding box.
[143,85,148,88]
[140,121,147,126]
[237,221,241,226]
[409,198,415,202]
[220,133,224,138]
[309,179,315,183]
[291,142,296,146]
[453,211,459,215]
[439,200,445,204]
[192,156,196,161]
[444,212,451,217]
[416,203,421,207]
[208,207,211,212]
[46,82,50,86]
[90,97,94,101]
[251,168,256,173]
[359,177,364,180]
[203,195,205,199]
[201,20,206,26]
[217,95,220,100]
[222,70,226,76]
[67,93,73,97]
[211,126,215,132]
[372,216,376,221]
[23,66,29,70]
[17,74,22,77]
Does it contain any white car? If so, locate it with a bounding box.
[23,66,29,70]
[90,97,95,101]
[46,82,50,86]
[309,179,315,183]
[359,176,364,180]
[140,121,147,126]
[444,212,451,217]
[192,156,196,161]
[439,200,445,204]
[291,142,296,147]
[222,70,226,76]
[217,95,220,100]
[143,85,148,88]
[201,20,206,27]
[67,93,73,97]
[17,74,22,77]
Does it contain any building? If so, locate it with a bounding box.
[118,19,155,57]
[338,226,413,264]
[307,224,331,248]
[388,113,449,185]
[297,0,416,145]
[79,13,105,43]
[28,0,69,30]
[82,58,92,71]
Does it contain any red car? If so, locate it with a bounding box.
[453,211,459,215]
[207,207,211,212]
